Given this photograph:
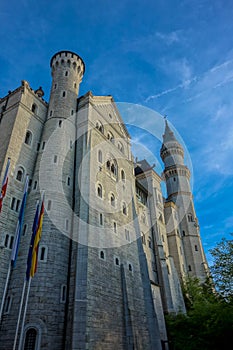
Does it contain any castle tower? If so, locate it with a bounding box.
[160,120,208,281]
[0,51,85,349]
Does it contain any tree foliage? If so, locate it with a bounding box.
[166,239,233,349]
[209,237,233,299]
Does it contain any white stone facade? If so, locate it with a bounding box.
[0,51,208,350]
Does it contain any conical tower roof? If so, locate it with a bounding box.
[160,119,184,161]
[163,120,178,143]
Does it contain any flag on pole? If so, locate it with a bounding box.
[11,175,29,267]
[26,199,44,281]
[0,158,10,213]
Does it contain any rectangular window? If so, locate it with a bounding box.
[99,213,103,226]
[10,197,20,212]
[10,197,16,210]
[125,229,130,242]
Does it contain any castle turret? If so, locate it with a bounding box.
[48,51,85,121]
[161,120,208,281]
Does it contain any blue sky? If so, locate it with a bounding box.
[1,0,233,262]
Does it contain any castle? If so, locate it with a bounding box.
[0,51,208,350]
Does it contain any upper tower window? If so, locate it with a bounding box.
[110,193,115,207]
[24,131,32,146]
[118,142,124,153]
[96,121,104,134]
[121,170,126,182]
[188,214,193,222]
[65,71,69,77]
[31,103,38,113]
[62,91,66,98]
[97,184,103,198]
[107,131,114,143]
[122,202,127,215]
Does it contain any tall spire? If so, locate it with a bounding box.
[160,118,184,164]
[163,119,178,144]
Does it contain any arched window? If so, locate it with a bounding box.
[128,264,132,272]
[4,234,9,247]
[98,150,102,163]
[188,214,193,222]
[110,193,115,207]
[106,159,118,177]
[60,285,67,303]
[107,131,114,143]
[100,251,105,259]
[122,202,127,215]
[111,163,116,175]
[96,121,104,134]
[118,142,124,153]
[24,328,37,350]
[4,295,12,314]
[31,103,37,113]
[115,257,119,266]
[148,236,152,249]
[121,170,126,182]
[38,246,48,262]
[65,71,68,76]
[97,184,102,198]
[23,224,27,236]
[47,200,52,211]
[62,91,66,97]
[24,131,32,146]
[16,167,24,182]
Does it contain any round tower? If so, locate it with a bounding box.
[160,120,191,200]
[160,120,209,282]
[0,51,86,349]
[48,51,85,120]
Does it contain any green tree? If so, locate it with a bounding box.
[209,237,233,299]
[166,236,233,350]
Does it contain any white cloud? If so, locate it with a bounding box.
[156,31,182,45]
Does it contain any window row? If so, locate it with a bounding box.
[99,250,133,271]
[53,58,82,74]
[4,283,68,316]
[2,233,48,262]
[97,190,128,215]
[98,151,126,180]
[95,121,125,154]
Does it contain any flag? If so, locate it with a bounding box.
[0,158,10,213]
[26,199,44,280]
[11,175,29,267]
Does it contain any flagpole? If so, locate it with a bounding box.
[18,277,32,350]
[12,278,27,350]
[0,260,12,323]
[0,175,28,322]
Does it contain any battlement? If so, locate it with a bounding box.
[50,50,85,77]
